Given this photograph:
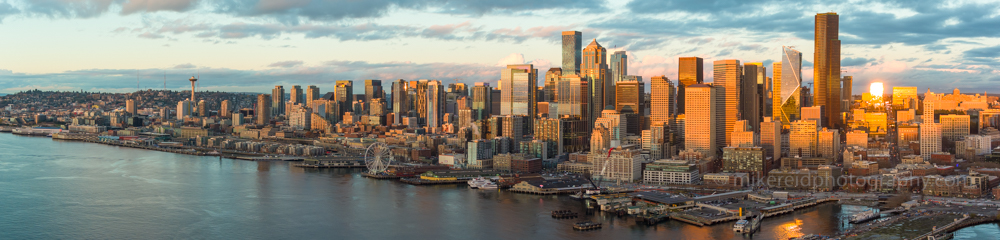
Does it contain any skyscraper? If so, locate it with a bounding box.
[815,12,841,128]
[557,74,588,119]
[335,81,354,120]
[685,84,717,157]
[773,46,803,126]
[714,59,742,146]
[365,79,384,103]
[125,99,136,115]
[544,68,561,102]
[256,94,271,125]
[427,80,444,129]
[290,85,303,105]
[392,79,408,117]
[790,120,817,158]
[272,86,285,117]
[500,64,537,116]
[306,85,319,106]
[677,57,704,115]
[615,79,643,114]
[650,75,672,126]
[760,119,782,160]
[610,51,627,83]
[176,100,192,119]
[920,123,941,161]
[561,31,582,76]
[742,63,763,130]
[471,82,491,120]
[220,99,231,118]
[582,39,609,128]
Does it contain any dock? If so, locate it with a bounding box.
[399,178,467,185]
[362,172,402,179]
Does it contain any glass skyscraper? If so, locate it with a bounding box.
[561,31,581,76]
[773,46,802,126]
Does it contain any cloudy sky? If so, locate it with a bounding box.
[1,0,999,95]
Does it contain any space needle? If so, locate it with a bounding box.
[188,76,197,101]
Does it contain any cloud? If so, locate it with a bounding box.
[121,0,196,14]
[963,45,1000,63]
[137,32,165,39]
[496,53,525,66]
[173,63,196,69]
[267,60,303,68]
[842,57,876,67]
[0,1,18,22]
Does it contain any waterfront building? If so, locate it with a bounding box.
[722,147,768,180]
[643,160,700,185]
[272,85,285,116]
[790,120,817,158]
[589,145,642,182]
[500,64,537,116]
[650,75,672,126]
[920,123,942,161]
[814,12,841,128]
[561,31,582,75]
[467,139,494,168]
[256,94,271,125]
[773,46,803,125]
[685,84,718,157]
[677,57,704,115]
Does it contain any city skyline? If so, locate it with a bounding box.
[2,1,1000,94]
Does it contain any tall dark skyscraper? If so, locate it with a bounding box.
[271,86,285,117]
[471,82,492,120]
[365,79,384,103]
[815,12,841,128]
[391,79,408,116]
[677,57,704,114]
[544,68,561,102]
[742,63,764,131]
[561,31,582,76]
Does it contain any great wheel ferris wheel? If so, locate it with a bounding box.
[364,142,394,175]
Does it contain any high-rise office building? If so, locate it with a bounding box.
[685,84,717,157]
[290,85,303,105]
[471,82,492,120]
[650,75,672,126]
[892,86,918,109]
[615,79,644,114]
[427,80,444,129]
[544,68,561,102]
[500,64,538,116]
[714,59,742,146]
[220,99,231,118]
[773,46,803,126]
[365,79,384,103]
[760,119,782,160]
[176,100,192,119]
[125,99,136,115]
[335,80,354,120]
[557,74,588,119]
[562,31,582,76]
[940,114,971,143]
[920,123,941,161]
[197,100,207,117]
[814,12,841,128]
[306,85,319,106]
[677,57,704,115]
[842,76,853,100]
[392,79,408,116]
[272,86,285,117]
[256,94,271,125]
[790,120,817,158]
[742,63,763,130]
[610,51,627,83]
[817,128,839,159]
[801,106,824,126]
[583,39,610,129]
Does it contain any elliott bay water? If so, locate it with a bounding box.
[0,133,997,239]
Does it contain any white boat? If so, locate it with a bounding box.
[849,210,878,223]
[733,220,749,233]
[467,177,489,189]
[480,182,498,190]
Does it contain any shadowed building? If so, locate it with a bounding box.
[814,12,841,128]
